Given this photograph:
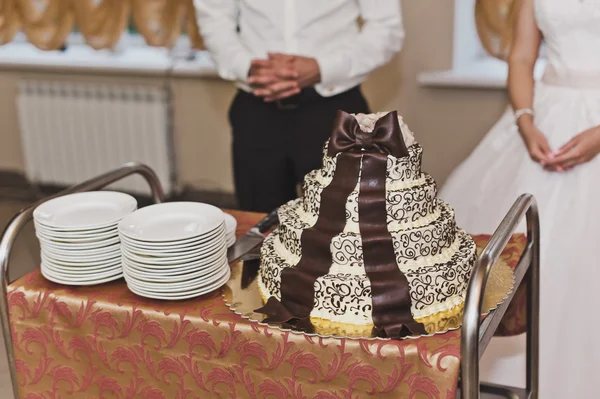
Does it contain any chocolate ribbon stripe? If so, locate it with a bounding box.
[358,153,426,337]
[256,152,361,322]
[257,111,425,337]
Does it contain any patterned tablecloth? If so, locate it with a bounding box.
[7,211,527,398]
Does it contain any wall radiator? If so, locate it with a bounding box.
[16,80,175,195]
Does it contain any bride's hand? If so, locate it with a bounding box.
[519,127,553,165]
[545,126,600,171]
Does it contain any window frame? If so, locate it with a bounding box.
[417,0,545,89]
[452,0,490,70]
[0,27,216,78]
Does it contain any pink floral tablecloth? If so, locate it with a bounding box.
[7,210,527,398]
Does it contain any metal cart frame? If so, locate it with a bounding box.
[461,194,540,399]
[0,164,539,399]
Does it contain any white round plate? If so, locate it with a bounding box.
[224,213,237,236]
[36,228,118,244]
[34,220,118,237]
[122,253,226,280]
[42,248,121,264]
[118,223,224,248]
[121,241,226,265]
[41,266,123,286]
[127,268,231,300]
[124,264,224,285]
[124,261,230,292]
[121,245,226,268]
[41,243,121,261]
[42,250,121,264]
[42,263,122,280]
[125,271,228,295]
[42,252,121,269]
[42,271,123,286]
[43,262,122,277]
[122,251,226,274]
[121,238,224,254]
[124,261,228,290]
[121,248,223,268]
[119,225,225,251]
[38,235,120,250]
[118,202,225,242]
[41,248,121,266]
[34,191,137,230]
[119,228,225,255]
[121,238,225,261]
[43,259,121,274]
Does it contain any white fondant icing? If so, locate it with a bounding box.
[259,112,476,329]
[259,230,476,323]
[276,199,456,267]
[315,142,424,188]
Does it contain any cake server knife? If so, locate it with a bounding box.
[227,208,279,263]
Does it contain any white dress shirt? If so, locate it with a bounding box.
[193,0,404,97]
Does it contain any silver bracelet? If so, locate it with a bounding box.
[514,108,534,121]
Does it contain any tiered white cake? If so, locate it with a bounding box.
[257,112,476,335]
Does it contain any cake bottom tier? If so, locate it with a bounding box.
[258,229,477,328]
[257,287,465,337]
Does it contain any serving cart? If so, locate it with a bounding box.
[0,163,539,398]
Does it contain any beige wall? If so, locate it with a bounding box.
[0,0,508,193]
[0,70,24,172]
[365,0,509,183]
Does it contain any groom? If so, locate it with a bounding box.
[194,0,404,212]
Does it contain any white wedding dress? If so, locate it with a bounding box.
[440,0,600,397]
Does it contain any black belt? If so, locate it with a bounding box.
[274,87,323,110]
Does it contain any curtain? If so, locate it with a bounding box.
[185,0,204,50]
[0,0,20,45]
[131,0,187,48]
[1,0,205,51]
[475,0,519,61]
[72,0,130,50]
[15,0,74,50]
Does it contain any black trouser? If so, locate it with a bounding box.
[228,86,370,213]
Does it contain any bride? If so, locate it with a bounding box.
[440,0,600,397]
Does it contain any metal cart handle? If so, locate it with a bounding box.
[461,194,540,399]
[0,162,165,399]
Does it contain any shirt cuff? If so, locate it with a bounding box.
[315,54,349,88]
[217,53,253,84]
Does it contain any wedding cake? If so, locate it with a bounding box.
[256,111,476,338]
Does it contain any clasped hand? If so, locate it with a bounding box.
[522,125,600,172]
[248,53,321,102]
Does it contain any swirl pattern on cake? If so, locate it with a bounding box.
[257,111,476,336]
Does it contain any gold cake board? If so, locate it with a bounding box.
[223,247,514,340]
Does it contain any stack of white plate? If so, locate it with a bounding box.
[34,191,137,285]
[118,202,231,300]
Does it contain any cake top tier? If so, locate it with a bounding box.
[352,112,416,147]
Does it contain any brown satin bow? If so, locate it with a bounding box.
[327,111,409,158]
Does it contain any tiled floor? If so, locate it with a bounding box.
[0,199,509,398]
